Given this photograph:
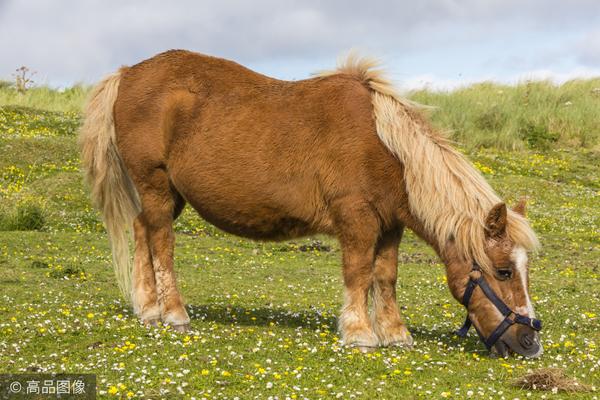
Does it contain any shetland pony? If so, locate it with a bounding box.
[80,50,542,357]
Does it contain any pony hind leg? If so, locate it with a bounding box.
[370,227,413,347]
[132,190,186,326]
[336,201,380,352]
[136,169,190,331]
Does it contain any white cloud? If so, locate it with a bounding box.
[0,0,598,86]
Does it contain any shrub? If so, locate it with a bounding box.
[14,202,45,230]
[518,120,559,149]
[0,201,46,231]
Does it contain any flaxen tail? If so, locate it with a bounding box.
[79,69,140,301]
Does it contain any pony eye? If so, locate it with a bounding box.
[496,269,513,280]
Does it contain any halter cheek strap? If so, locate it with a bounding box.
[455,263,542,350]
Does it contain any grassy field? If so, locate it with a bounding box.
[0,81,599,399]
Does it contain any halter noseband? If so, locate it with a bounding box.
[455,263,542,351]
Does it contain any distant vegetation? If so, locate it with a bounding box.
[1,77,598,150]
[411,79,600,151]
[0,80,90,113]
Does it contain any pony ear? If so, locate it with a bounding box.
[485,203,507,239]
[513,197,527,216]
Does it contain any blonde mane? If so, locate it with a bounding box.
[318,53,540,270]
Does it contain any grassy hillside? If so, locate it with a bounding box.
[411,79,600,150]
[0,81,598,398]
[0,81,89,113]
[1,77,599,150]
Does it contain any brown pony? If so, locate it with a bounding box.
[79,50,542,357]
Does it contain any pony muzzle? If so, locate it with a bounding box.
[497,325,543,358]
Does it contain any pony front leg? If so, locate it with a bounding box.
[132,216,160,325]
[336,205,380,351]
[371,228,413,347]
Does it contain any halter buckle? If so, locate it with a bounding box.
[468,269,482,281]
[529,318,542,331]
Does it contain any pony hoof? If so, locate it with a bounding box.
[143,319,160,327]
[389,334,414,348]
[355,345,378,353]
[172,323,191,332]
[346,340,379,353]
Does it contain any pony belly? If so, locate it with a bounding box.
[187,197,316,240]
[166,125,331,240]
[173,173,320,240]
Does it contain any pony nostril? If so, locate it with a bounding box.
[519,332,535,349]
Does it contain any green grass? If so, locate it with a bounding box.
[0,84,599,399]
[0,81,90,113]
[411,79,600,150]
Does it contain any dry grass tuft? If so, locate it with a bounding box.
[512,368,591,393]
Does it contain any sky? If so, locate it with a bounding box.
[0,0,599,90]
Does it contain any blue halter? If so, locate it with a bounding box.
[455,263,542,350]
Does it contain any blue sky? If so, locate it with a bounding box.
[0,0,598,90]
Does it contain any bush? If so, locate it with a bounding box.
[0,201,45,231]
[518,120,559,149]
[14,202,45,230]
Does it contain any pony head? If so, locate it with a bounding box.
[446,199,543,358]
